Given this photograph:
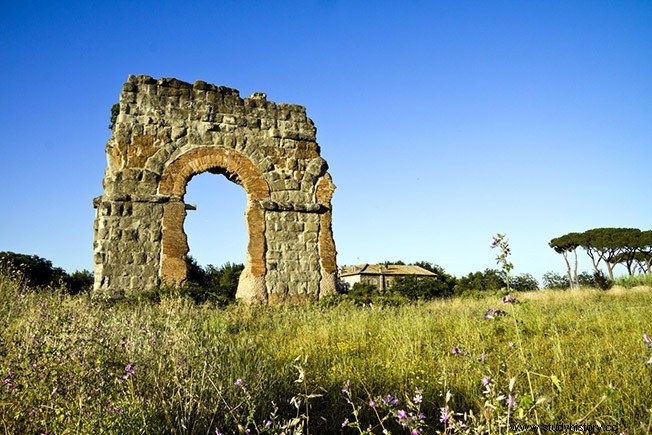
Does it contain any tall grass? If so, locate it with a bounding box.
[1,266,651,434]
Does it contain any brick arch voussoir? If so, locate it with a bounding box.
[159,147,270,199]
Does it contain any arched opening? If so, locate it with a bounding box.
[158,147,270,302]
[184,172,247,288]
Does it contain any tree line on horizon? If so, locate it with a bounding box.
[0,251,244,306]
[3,226,651,305]
[549,227,652,290]
[342,260,541,304]
[0,251,93,294]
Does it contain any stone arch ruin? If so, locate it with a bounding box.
[93,75,337,303]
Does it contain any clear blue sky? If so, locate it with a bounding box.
[1,1,651,283]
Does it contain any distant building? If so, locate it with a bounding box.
[339,264,436,291]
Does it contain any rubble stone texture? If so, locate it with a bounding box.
[93,75,337,303]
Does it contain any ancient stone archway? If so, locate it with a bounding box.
[93,75,337,303]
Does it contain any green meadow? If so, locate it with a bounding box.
[1,268,651,434]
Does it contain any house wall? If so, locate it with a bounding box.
[341,274,360,289]
[341,274,408,291]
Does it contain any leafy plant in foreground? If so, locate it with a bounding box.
[341,381,426,434]
[491,234,513,294]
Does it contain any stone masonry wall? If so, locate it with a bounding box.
[93,75,337,303]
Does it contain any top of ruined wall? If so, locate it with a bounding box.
[102,75,333,207]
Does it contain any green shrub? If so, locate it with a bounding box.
[183,256,243,305]
[345,282,409,307]
[0,251,67,289]
[454,269,505,296]
[347,282,376,302]
[542,271,599,290]
[577,271,596,287]
[542,271,569,289]
[391,275,452,300]
[109,102,119,129]
[614,273,652,288]
[593,270,614,290]
[63,269,94,294]
[0,251,93,294]
[509,273,539,291]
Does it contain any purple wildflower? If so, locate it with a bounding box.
[439,406,452,424]
[481,352,487,362]
[341,379,351,394]
[382,394,398,406]
[500,295,516,304]
[482,376,491,387]
[342,418,349,428]
[452,347,461,355]
[507,395,517,408]
[123,364,135,379]
[234,378,247,392]
[398,409,407,420]
[369,400,377,408]
[484,308,506,320]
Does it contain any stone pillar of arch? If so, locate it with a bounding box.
[92,75,337,303]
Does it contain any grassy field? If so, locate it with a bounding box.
[1,268,651,434]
